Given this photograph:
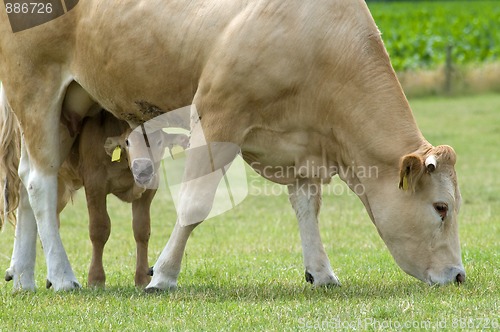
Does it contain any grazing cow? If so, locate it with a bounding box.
[0,0,465,291]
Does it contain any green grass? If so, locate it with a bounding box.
[1,94,499,331]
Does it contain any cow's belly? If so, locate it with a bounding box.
[241,127,338,185]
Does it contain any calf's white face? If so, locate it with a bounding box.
[369,145,464,285]
[105,127,189,188]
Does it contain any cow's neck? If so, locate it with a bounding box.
[326,66,432,222]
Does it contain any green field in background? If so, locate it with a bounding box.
[368,1,500,71]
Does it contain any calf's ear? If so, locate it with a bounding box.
[399,153,424,192]
[162,132,190,149]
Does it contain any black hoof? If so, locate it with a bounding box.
[46,279,52,289]
[148,267,154,276]
[5,272,13,282]
[305,271,314,284]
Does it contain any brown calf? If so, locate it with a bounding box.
[57,110,157,287]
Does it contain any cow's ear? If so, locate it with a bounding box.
[432,145,457,166]
[399,153,424,192]
[104,136,122,157]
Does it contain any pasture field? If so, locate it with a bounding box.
[368,1,500,71]
[0,94,499,331]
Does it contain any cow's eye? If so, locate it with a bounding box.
[125,139,130,147]
[433,202,448,221]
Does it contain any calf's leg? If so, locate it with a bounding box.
[85,187,111,287]
[132,189,155,287]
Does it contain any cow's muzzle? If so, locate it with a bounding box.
[428,266,466,285]
[131,158,155,187]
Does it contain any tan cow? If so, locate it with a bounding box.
[0,0,464,291]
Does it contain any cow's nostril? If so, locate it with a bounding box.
[455,272,466,284]
[138,165,154,177]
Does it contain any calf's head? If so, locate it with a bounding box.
[368,145,465,285]
[105,127,188,188]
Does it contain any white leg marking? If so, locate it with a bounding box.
[21,110,81,291]
[6,184,37,291]
[146,221,198,291]
[27,169,80,291]
[147,114,238,291]
[288,179,341,286]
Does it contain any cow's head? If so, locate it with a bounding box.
[366,145,465,285]
[104,127,189,188]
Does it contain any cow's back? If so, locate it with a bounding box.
[8,1,370,120]
[2,1,380,126]
[2,0,399,182]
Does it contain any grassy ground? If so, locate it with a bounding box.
[0,94,499,331]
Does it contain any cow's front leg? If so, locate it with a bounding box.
[288,178,341,286]
[146,115,239,292]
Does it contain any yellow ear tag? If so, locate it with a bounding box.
[111,146,121,162]
[402,175,409,191]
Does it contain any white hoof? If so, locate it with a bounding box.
[46,277,81,291]
[145,273,178,292]
[305,270,341,287]
[5,267,36,292]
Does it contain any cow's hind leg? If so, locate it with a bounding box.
[8,80,81,291]
[145,109,239,292]
[288,178,341,287]
[132,189,155,287]
[4,145,37,291]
